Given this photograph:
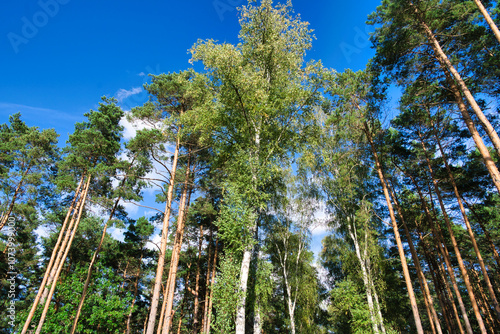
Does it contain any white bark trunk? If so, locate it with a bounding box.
[285,279,296,334]
[235,124,261,334]
[348,222,380,334]
[235,244,253,334]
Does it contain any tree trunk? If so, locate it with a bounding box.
[205,238,218,334]
[201,229,213,333]
[235,242,253,334]
[236,125,261,334]
[21,174,86,334]
[175,273,189,334]
[419,133,500,319]
[472,0,500,44]
[370,274,387,334]
[71,183,126,334]
[429,129,500,321]
[460,196,500,269]
[420,233,460,334]
[470,267,498,334]
[35,175,92,334]
[285,275,296,334]
[411,2,500,162]
[192,225,203,333]
[389,183,443,334]
[400,165,474,334]
[363,121,424,334]
[347,220,380,334]
[162,153,193,334]
[42,176,90,304]
[145,135,180,334]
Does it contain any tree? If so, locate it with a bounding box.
[369,0,500,195]
[0,113,58,232]
[130,69,208,334]
[190,2,324,331]
[22,97,124,334]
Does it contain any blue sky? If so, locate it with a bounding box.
[1,0,382,255]
[1,0,381,133]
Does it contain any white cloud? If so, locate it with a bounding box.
[119,199,139,216]
[119,113,152,140]
[310,222,330,236]
[108,227,126,242]
[138,72,146,77]
[120,116,138,140]
[146,232,162,251]
[309,201,331,236]
[115,87,142,102]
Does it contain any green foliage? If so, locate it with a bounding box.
[329,279,372,334]
[13,264,133,334]
[4,1,500,333]
[57,96,124,192]
[216,185,256,253]
[212,251,242,333]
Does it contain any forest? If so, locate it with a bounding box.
[1,0,500,333]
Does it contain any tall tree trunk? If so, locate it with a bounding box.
[411,2,500,161]
[162,153,193,334]
[363,121,424,334]
[428,129,500,321]
[438,263,462,334]
[445,69,500,194]
[235,241,254,334]
[472,0,500,44]
[157,283,169,334]
[42,175,91,304]
[419,133,500,320]
[35,175,92,334]
[205,238,218,334]
[201,228,213,333]
[370,272,387,334]
[71,170,129,334]
[192,225,204,333]
[470,267,498,334]
[460,196,500,269]
[145,135,180,334]
[400,165,474,334]
[420,233,461,334]
[175,272,190,334]
[423,163,487,334]
[236,125,261,334]
[347,219,381,334]
[143,300,151,334]
[430,110,500,269]
[389,183,443,334]
[21,174,86,334]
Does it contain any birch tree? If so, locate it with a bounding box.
[190,2,324,331]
